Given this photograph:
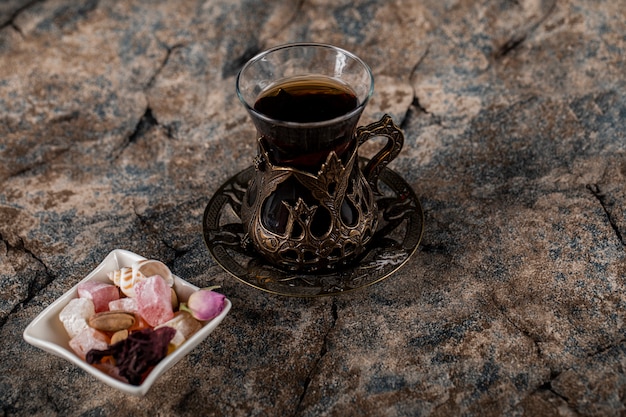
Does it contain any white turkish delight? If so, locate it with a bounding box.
[59,298,95,338]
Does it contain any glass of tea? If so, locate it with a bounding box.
[236,43,404,272]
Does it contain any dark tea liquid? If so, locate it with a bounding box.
[251,76,363,240]
[253,75,360,171]
[254,75,359,123]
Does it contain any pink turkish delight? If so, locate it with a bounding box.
[135,275,174,326]
[77,281,120,313]
[69,327,109,359]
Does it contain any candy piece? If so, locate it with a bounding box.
[135,275,174,326]
[59,298,96,338]
[77,281,120,313]
[156,311,202,348]
[69,327,109,359]
[108,297,138,313]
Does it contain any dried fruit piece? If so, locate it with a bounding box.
[86,327,176,385]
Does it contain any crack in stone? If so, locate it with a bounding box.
[4,144,72,181]
[265,0,306,41]
[0,232,51,279]
[487,293,572,408]
[161,238,190,263]
[132,204,152,228]
[130,202,196,262]
[491,295,544,357]
[128,107,158,143]
[109,107,159,162]
[293,299,338,416]
[401,94,443,131]
[492,290,626,411]
[0,0,42,32]
[109,40,188,162]
[410,96,429,116]
[0,232,9,257]
[9,20,24,37]
[493,0,557,59]
[222,43,263,80]
[399,99,418,131]
[584,337,626,360]
[408,46,430,85]
[19,237,50,277]
[529,339,626,412]
[534,376,568,402]
[494,33,528,58]
[5,164,35,181]
[222,1,306,79]
[148,42,185,89]
[118,41,187,148]
[0,234,54,330]
[587,184,625,246]
[145,42,187,136]
[404,46,444,128]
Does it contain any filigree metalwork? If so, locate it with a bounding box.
[240,144,377,272]
[357,114,405,192]
[238,114,406,273]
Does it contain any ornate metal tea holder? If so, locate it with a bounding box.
[203,158,424,297]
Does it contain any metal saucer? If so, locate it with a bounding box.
[203,162,424,297]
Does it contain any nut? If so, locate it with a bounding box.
[88,311,136,332]
[111,329,129,345]
[171,288,179,310]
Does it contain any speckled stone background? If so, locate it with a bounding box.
[1,0,625,416]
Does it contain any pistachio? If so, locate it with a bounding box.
[111,329,129,345]
[88,311,136,332]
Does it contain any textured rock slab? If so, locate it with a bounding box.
[1,0,625,416]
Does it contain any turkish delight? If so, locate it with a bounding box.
[135,275,174,326]
[59,298,95,338]
[69,327,109,359]
[77,281,120,313]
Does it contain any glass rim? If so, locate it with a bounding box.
[235,42,374,128]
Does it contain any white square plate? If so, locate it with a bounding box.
[23,249,231,396]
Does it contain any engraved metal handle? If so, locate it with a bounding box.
[356,114,404,192]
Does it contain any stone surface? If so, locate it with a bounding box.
[1,0,625,416]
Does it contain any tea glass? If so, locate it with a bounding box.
[236,43,404,272]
